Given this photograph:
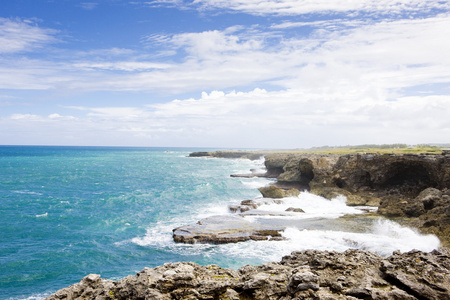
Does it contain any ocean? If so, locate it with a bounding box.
[0,146,440,299]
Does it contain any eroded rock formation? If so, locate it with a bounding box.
[187,151,450,245]
[172,215,285,243]
[46,248,450,300]
[258,152,450,246]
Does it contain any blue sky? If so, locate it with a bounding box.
[1,0,450,148]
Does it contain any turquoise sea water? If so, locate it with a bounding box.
[0,146,268,299]
[0,146,441,299]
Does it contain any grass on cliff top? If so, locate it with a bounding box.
[262,144,448,155]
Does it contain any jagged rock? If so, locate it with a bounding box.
[228,198,285,213]
[189,151,265,160]
[172,215,285,244]
[285,207,305,213]
[261,152,450,245]
[380,249,450,300]
[258,186,300,198]
[311,186,381,206]
[188,151,211,157]
[46,249,450,300]
[378,187,450,245]
[416,187,443,210]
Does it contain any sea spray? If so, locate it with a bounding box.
[131,190,440,268]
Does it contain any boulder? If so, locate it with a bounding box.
[416,187,443,210]
[285,207,305,213]
[258,186,300,198]
[172,215,285,244]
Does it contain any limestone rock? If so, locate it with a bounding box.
[258,186,300,198]
[261,152,450,245]
[285,207,305,213]
[172,215,285,244]
[46,249,450,300]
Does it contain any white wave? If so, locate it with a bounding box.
[130,206,440,269]
[35,212,48,218]
[254,192,369,220]
[130,222,174,247]
[240,179,272,189]
[184,219,439,265]
[281,219,440,256]
[14,293,49,300]
[13,190,43,196]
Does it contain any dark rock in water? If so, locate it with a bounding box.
[189,150,265,160]
[258,185,300,198]
[46,248,450,300]
[285,207,305,213]
[228,198,286,213]
[172,215,285,244]
[188,151,211,157]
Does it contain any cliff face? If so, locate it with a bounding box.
[262,152,450,246]
[264,153,450,198]
[46,248,450,300]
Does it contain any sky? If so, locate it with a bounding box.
[1,0,450,149]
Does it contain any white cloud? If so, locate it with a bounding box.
[65,106,146,119]
[2,13,449,98]
[73,61,172,71]
[79,2,99,10]
[1,4,449,147]
[192,0,450,16]
[2,88,449,147]
[0,18,57,54]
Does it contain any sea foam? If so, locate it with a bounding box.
[131,190,440,269]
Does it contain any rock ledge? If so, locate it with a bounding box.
[46,248,450,300]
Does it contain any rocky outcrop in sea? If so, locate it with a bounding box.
[187,151,450,246]
[46,248,450,300]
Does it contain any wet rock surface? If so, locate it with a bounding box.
[260,152,450,246]
[258,185,300,198]
[182,151,450,246]
[172,215,285,243]
[46,248,450,300]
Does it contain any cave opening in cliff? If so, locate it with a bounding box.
[380,162,437,197]
[298,159,315,189]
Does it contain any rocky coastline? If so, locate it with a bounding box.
[46,248,450,300]
[184,150,450,247]
[46,150,450,299]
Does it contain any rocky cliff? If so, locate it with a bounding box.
[46,248,450,300]
[188,151,450,246]
[258,152,450,246]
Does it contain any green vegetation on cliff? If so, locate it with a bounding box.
[280,144,447,154]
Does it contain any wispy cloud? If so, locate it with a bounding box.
[191,0,450,16]
[0,18,58,54]
[2,13,449,95]
[79,2,99,10]
[1,2,449,147]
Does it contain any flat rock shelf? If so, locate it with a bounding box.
[172,215,285,243]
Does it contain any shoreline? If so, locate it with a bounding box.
[188,150,450,247]
[46,249,450,300]
[45,150,450,299]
